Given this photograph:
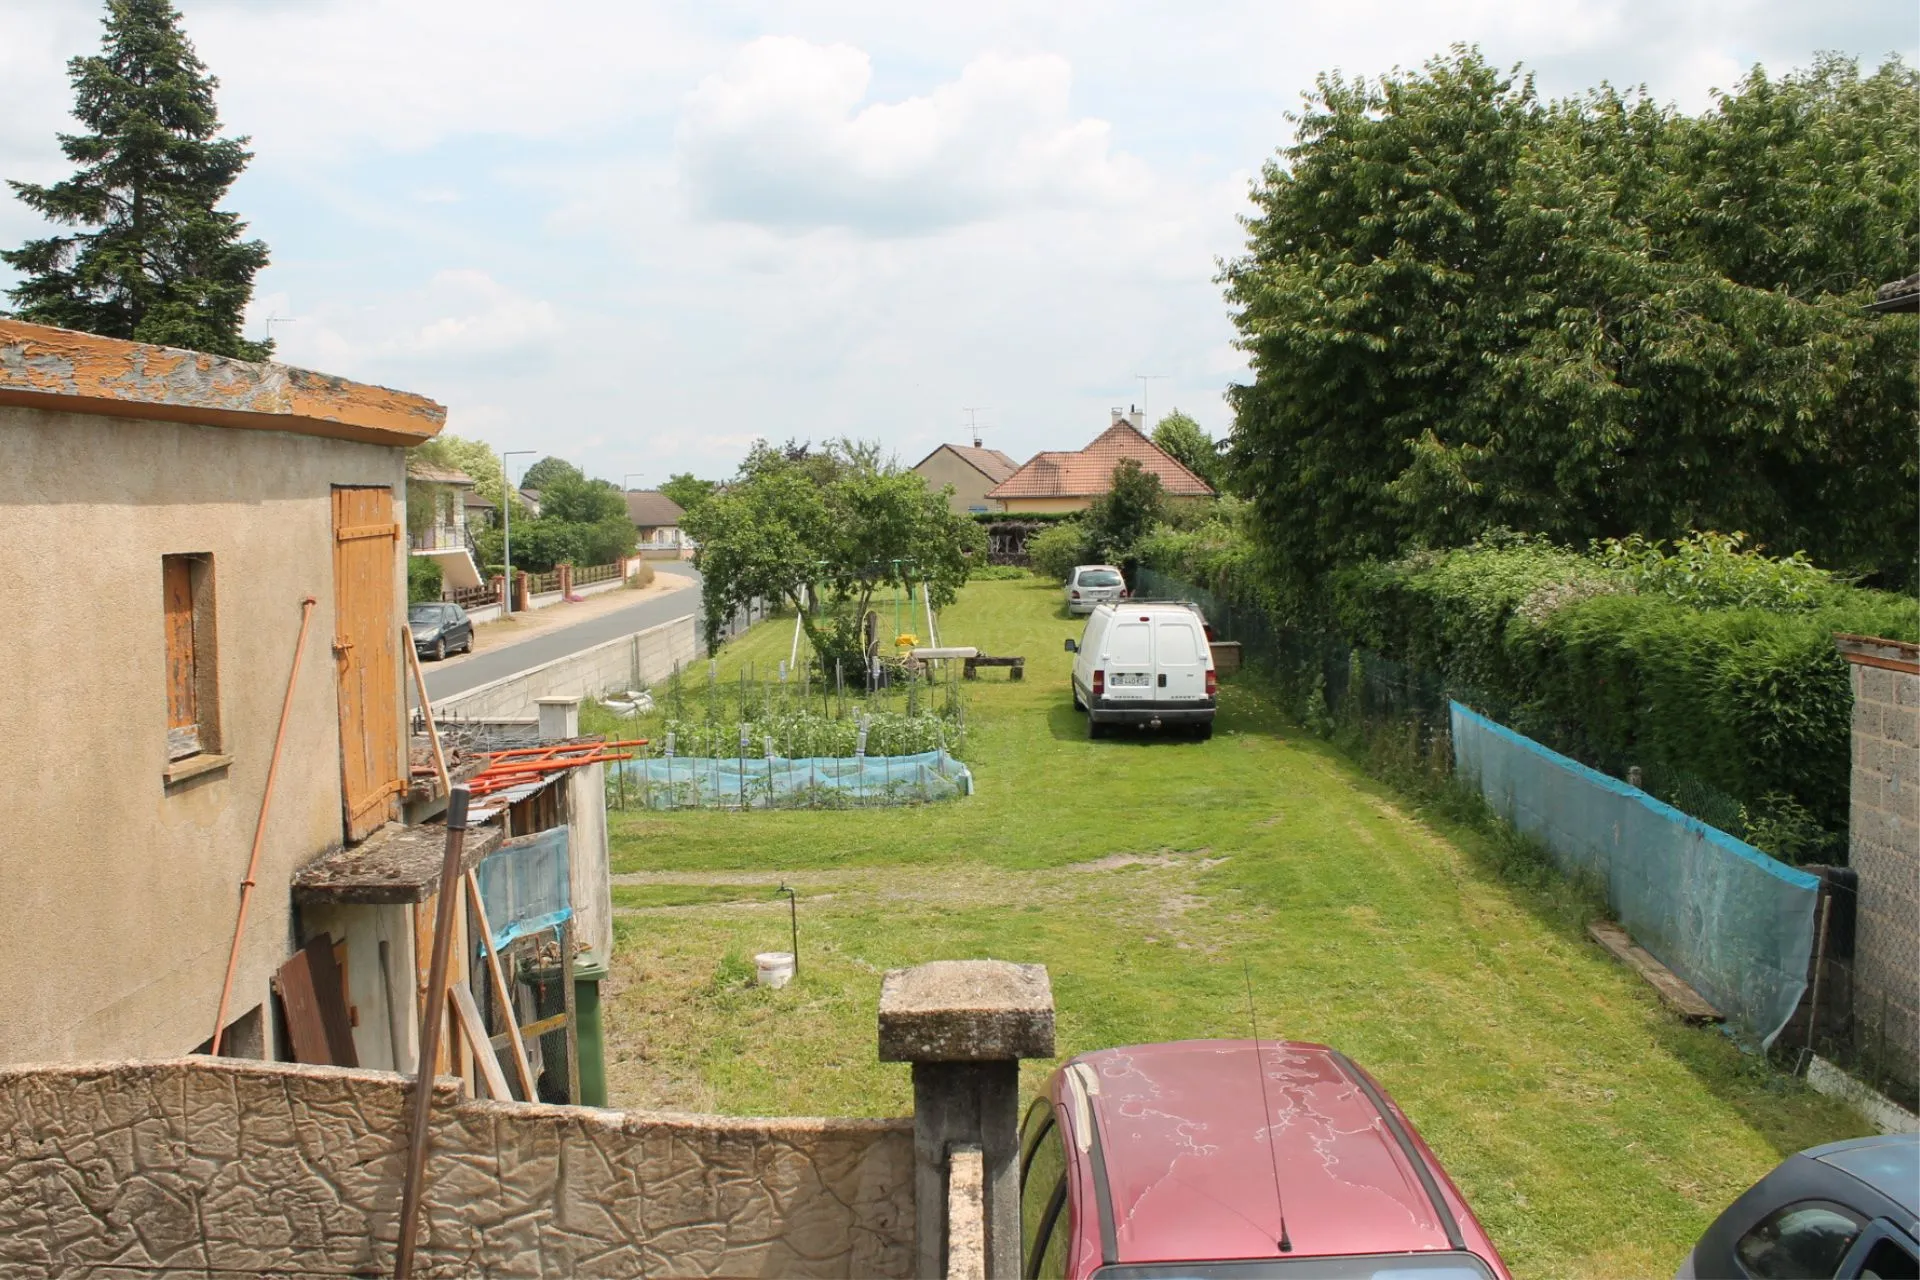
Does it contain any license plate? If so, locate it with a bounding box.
[1110,672,1150,687]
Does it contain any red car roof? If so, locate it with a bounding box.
[1064,1040,1505,1271]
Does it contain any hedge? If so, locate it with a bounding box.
[1322,542,1917,860]
[1143,530,1918,862]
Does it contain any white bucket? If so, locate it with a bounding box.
[754,951,795,989]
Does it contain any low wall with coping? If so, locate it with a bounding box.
[0,1057,914,1278]
[439,614,699,720]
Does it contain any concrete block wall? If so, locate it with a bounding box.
[1838,635,1920,1092]
[0,1057,914,1278]
[438,614,699,720]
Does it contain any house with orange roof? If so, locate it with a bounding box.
[911,440,1022,514]
[987,409,1216,514]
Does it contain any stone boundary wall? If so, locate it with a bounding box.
[0,1057,914,1278]
[439,614,699,720]
[1839,635,1920,1091]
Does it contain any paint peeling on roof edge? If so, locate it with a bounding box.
[0,318,446,448]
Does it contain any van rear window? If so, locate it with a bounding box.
[1156,622,1200,664]
[1108,623,1151,665]
[1078,569,1122,587]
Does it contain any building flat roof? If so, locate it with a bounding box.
[0,318,445,448]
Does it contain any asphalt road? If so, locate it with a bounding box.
[422,564,702,701]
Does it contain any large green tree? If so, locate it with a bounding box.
[519,456,585,492]
[1151,411,1223,490]
[4,0,270,358]
[1225,49,1919,605]
[684,443,986,663]
[658,472,718,514]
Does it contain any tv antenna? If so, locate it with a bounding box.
[962,406,992,449]
[1133,374,1169,426]
[264,314,297,344]
[1243,962,1293,1255]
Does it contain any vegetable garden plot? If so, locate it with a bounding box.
[612,748,971,810]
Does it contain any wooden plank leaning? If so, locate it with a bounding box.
[450,982,513,1102]
[394,786,470,1280]
[404,625,537,1103]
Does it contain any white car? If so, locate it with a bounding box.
[1065,564,1127,615]
[1064,601,1217,739]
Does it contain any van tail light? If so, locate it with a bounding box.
[1206,669,1217,698]
[1071,590,1081,599]
[1092,670,1105,699]
[1120,588,1130,599]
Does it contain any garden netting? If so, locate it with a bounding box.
[613,749,972,810]
[1451,703,1819,1046]
[473,826,573,950]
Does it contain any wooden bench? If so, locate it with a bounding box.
[963,655,1024,681]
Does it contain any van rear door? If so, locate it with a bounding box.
[1154,615,1208,702]
[1103,618,1154,702]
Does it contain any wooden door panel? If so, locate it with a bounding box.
[333,487,403,842]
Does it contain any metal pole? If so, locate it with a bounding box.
[780,885,799,976]
[212,597,317,1053]
[394,786,472,1280]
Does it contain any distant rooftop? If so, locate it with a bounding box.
[625,490,686,526]
[914,443,1021,485]
[988,423,1213,500]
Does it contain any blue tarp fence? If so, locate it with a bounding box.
[473,825,572,950]
[614,749,972,810]
[1451,702,1818,1046]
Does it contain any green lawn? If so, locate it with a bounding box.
[602,577,1868,1280]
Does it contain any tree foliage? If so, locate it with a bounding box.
[1225,48,1919,605]
[659,472,718,514]
[684,441,987,665]
[1084,459,1166,563]
[411,435,507,511]
[519,456,584,493]
[4,0,270,358]
[1150,411,1222,490]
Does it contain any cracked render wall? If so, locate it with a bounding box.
[0,1057,915,1278]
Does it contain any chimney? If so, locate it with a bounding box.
[1127,405,1144,431]
[1111,407,1126,427]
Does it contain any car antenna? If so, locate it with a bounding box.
[1243,961,1293,1254]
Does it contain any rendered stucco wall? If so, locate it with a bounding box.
[915,449,1001,515]
[1844,645,1920,1090]
[436,613,699,720]
[0,1057,915,1278]
[0,403,408,1065]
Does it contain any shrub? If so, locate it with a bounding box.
[626,560,656,588]
[1027,521,1093,582]
[968,564,1031,580]
[407,556,443,604]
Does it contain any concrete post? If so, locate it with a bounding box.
[879,960,1054,1280]
[537,696,581,742]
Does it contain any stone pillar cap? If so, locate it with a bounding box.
[878,960,1054,1063]
[535,695,584,705]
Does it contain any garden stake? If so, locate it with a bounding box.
[778,884,799,976]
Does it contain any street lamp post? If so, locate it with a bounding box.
[501,450,537,617]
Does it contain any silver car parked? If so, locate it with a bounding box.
[1066,564,1127,615]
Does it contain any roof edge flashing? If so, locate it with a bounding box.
[0,318,446,448]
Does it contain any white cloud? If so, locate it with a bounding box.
[261,269,559,374]
[676,38,1150,234]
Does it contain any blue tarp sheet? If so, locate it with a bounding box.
[615,749,972,809]
[1451,702,1818,1046]
[473,825,572,950]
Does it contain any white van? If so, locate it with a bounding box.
[1064,602,1217,739]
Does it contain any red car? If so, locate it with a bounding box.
[1020,1039,1512,1279]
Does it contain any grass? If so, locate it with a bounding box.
[602,577,1870,1280]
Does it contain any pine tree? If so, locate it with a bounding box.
[4,0,271,359]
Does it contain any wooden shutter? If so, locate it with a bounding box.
[332,487,404,842]
[163,556,199,759]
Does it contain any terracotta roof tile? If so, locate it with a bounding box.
[406,459,474,486]
[987,424,1214,499]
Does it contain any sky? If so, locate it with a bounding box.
[2,1,1914,488]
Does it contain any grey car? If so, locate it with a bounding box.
[408,601,473,660]
[1066,564,1126,615]
[1676,1134,1916,1279]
